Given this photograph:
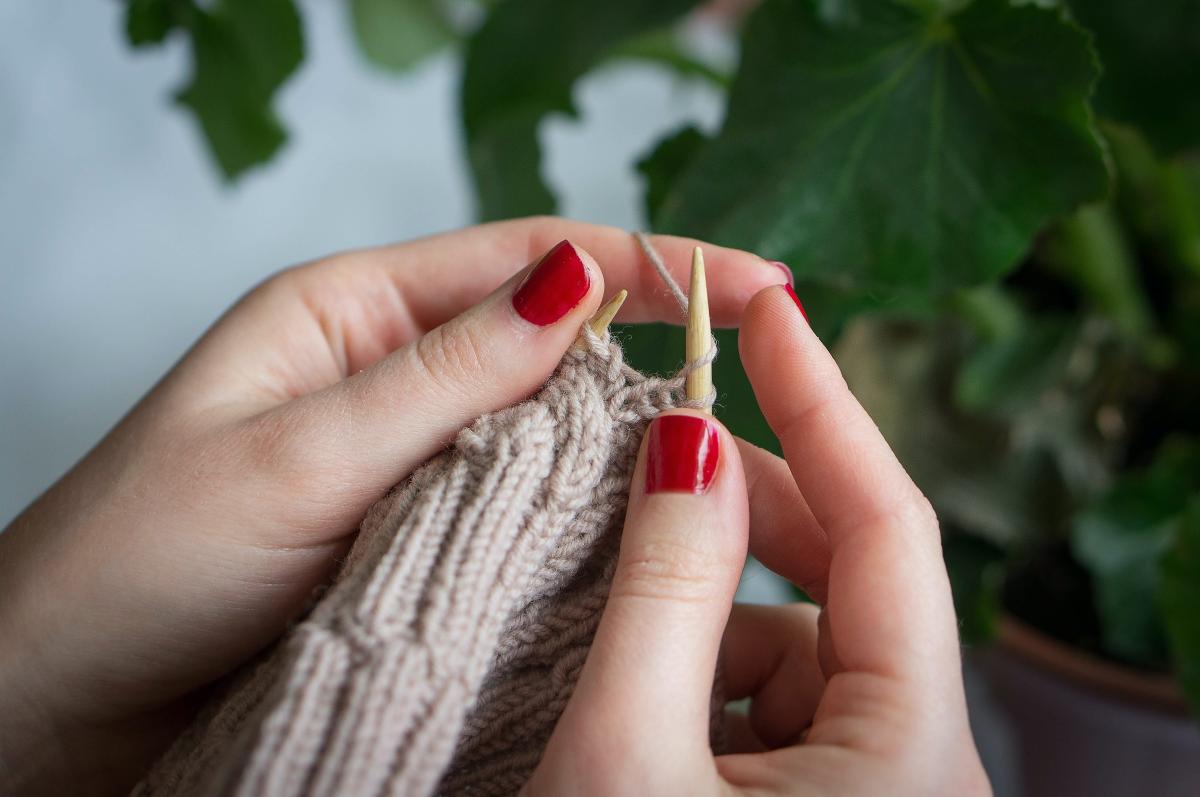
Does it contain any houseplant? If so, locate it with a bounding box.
[123,0,1199,791]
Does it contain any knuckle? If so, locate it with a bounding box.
[412,323,491,398]
[522,214,557,229]
[234,409,319,488]
[860,487,940,539]
[256,260,316,296]
[253,253,353,304]
[901,488,939,532]
[611,536,726,607]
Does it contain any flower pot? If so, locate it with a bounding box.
[978,615,1200,797]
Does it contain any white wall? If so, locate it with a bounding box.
[0,1,724,526]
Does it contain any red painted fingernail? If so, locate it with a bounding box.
[784,284,808,322]
[512,240,591,326]
[645,415,720,495]
[768,260,794,287]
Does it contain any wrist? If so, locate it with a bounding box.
[0,508,143,795]
[0,671,72,795]
[0,663,189,796]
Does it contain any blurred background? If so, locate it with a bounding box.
[3,2,1199,796]
[0,1,723,526]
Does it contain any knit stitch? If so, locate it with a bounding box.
[135,326,723,797]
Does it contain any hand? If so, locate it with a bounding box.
[0,218,789,795]
[526,286,991,795]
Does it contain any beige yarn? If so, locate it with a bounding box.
[135,325,723,797]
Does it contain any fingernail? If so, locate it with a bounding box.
[768,260,794,287]
[645,415,720,495]
[784,284,809,322]
[512,240,591,326]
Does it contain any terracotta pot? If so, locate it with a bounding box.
[979,615,1200,797]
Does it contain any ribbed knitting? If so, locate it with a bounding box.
[135,328,722,797]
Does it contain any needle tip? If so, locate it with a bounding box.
[685,248,713,411]
[588,289,628,337]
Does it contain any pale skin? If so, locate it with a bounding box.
[0,217,989,796]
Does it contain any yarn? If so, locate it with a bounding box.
[135,321,725,797]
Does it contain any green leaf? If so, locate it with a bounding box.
[175,0,304,180]
[609,28,731,89]
[125,0,179,45]
[953,316,1075,414]
[461,0,703,220]
[1104,123,1200,277]
[350,0,455,73]
[1070,0,1200,156]
[794,278,941,340]
[951,284,1023,341]
[1160,157,1200,277]
[1039,202,1153,338]
[1161,496,1200,717]
[637,126,709,224]
[126,0,304,180]
[944,533,1006,644]
[647,0,1109,296]
[1071,440,1200,664]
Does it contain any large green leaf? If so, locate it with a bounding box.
[350,0,455,73]
[126,0,177,45]
[638,126,710,232]
[1070,0,1200,157]
[125,0,304,180]
[460,0,703,220]
[647,0,1109,296]
[1161,496,1200,717]
[1071,441,1200,664]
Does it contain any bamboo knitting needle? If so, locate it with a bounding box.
[573,289,628,350]
[685,247,712,411]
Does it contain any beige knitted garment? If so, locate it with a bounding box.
[135,328,722,796]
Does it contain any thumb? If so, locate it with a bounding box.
[541,411,748,778]
[249,240,604,510]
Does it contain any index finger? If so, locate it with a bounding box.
[329,216,790,330]
[738,285,960,686]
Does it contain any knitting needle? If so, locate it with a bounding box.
[573,289,628,350]
[685,247,712,411]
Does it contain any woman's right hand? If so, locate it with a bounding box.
[0,218,789,795]
[527,284,991,796]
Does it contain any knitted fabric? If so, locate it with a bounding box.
[136,328,722,797]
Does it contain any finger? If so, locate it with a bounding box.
[737,439,829,602]
[238,240,605,538]
[738,286,959,687]
[721,603,825,749]
[543,410,748,768]
[325,217,790,332]
[170,219,788,411]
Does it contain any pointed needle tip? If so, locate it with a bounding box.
[685,248,713,411]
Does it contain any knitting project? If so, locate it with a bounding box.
[135,324,723,796]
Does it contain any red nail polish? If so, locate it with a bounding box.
[784,284,808,322]
[512,240,591,326]
[769,260,794,287]
[645,415,719,495]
